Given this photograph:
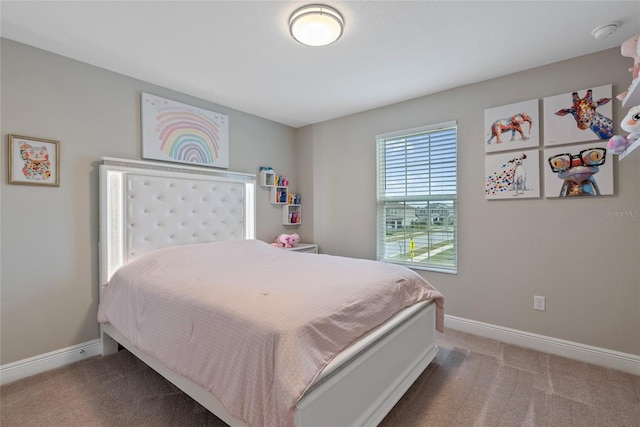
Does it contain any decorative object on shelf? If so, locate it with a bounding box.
[616,33,640,101]
[288,193,301,205]
[141,93,229,169]
[484,99,540,153]
[543,85,613,145]
[274,175,289,187]
[272,233,300,248]
[544,142,613,198]
[608,105,640,154]
[485,149,540,199]
[8,134,60,187]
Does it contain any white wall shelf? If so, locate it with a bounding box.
[619,137,640,161]
[259,166,302,223]
[622,78,640,108]
[282,204,301,225]
[260,168,275,187]
[271,187,289,204]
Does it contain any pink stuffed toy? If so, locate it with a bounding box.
[608,105,640,154]
[616,33,640,101]
[272,233,300,248]
[288,233,300,247]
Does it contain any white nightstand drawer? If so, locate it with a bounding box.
[285,243,318,254]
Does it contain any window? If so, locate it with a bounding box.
[376,121,457,273]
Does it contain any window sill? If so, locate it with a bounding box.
[381,260,457,275]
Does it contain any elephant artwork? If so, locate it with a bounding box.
[486,113,534,144]
[484,99,540,153]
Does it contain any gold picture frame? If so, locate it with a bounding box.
[8,135,60,186]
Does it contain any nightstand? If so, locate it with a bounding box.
[285,243,318,254]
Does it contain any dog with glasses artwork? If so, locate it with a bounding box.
[547,147,606,197]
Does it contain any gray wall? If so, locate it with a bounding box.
[0,39,297,364]
[297,47,640,356]
[2,39,638,365]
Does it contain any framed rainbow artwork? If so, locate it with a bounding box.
[141,93,229,168]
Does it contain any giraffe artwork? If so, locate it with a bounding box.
[543,85,614,146]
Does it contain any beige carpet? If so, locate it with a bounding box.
[2,328,639,426]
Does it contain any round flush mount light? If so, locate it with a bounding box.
[289,4,344,47]
[591,21,620,40]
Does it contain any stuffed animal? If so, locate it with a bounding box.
[616,33,640,101]
[271,233,300,248]
[288,233,300,247]
[607,105,640,154]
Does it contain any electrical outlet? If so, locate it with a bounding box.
[534,295,545,311]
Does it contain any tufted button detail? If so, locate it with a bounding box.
[124,176,250,260]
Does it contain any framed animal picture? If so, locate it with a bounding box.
[485,149,540,200]
[543,141,613,198]
[484,99,540,153]
[543,84,613,146]
[8,134,60,187]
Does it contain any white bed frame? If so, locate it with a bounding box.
[98,157,438,427]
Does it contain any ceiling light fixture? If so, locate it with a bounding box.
[289,4,344,47]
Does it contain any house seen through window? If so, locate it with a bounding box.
[376,121,457,273]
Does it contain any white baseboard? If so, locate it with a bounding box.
[0,339,102,385]
[2,318,638,386]
[445,315,640,376]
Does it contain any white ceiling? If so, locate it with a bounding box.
[1,1,639,128]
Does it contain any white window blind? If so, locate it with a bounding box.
[376,121,457,273]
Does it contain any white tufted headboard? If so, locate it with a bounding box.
[99,157,255,284]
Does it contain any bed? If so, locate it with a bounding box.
[98,157,444,427]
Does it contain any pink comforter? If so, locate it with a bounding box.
[97,239,444,427]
